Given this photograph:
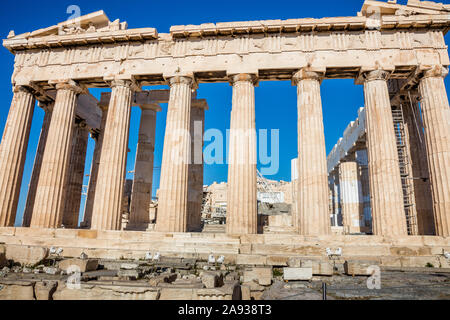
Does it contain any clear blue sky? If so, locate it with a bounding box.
[0,0,449,226]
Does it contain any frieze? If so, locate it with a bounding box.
[13,29,447,69]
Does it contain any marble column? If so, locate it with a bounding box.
[363,70,407,236]
[128,105,158,231]
[90,80,133,231]
[0,86,35,227]
[156,76,194,233]
[356,150,372,233]
[187,102,206,232]
[293,69,330,235]
[31,80,83,228]
[329,169,341,226]
[62,120,89,229]
[226,74,258,235]
[22,103,53,227]
[418,66,450,237]
[328,176,334,226]
[339,161,364,234]
[81,106,107,228]
[401,97,434,235]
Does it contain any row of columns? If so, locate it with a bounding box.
[329,67,450,237]
[0,66,448,236]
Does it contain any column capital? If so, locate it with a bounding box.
[50,80,86,94]
[139,103,162,112]
[422,65,449,79]
[110,78,141,91]
[168,75,197,89]
[362,69,391,82]
[292,68,325,86]
[12,85,32,94]
[229,73,258,86]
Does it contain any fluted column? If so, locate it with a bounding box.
[90,80,133,231]
[156,76,194,233]
[363,70,407,236]
[226,74,258,235]
[62,120,89,228]
[329,169,340,226]
[187,103,205,232]
[418,66,450,237]
[293,69,330,235]
[339,161,364,234]
[22,103,53,227]
[81,106,107,228]
[402,97,434,235]
[128,106,158,230]
[0,86,35,227]
[31,81,83,228]
[356,149,372,233]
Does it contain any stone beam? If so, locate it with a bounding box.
[99,89,198,107]
[30,88,101,132]
[7,13,450,86]
[327,107,367,174]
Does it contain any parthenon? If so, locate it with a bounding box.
[0,0,449,301]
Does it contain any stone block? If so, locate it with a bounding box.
[197,281,240,300]
[0,280,35,300]
[399,256,440,268]
[344,260,379,276]
[287,257,302,268]
[118,269,141,280]
[53,283,160,300]
[201,271,224,289]
[283,268,313,281]
[148,273,177,286]
[34,281,58,300]
[5,245,48,266]
[236,254,266,266]
[301,260,333,276]
[225,272,239,281]
[266,255,289,266]
[120,263,140,270]
[243,267,272,286]
[159,288,197,300]
[59,258,99,273]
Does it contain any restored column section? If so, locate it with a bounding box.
[91,80,133,231]
[356,149,372,233]
[418,66,450,237]
[363,70,407,236]
[328,170,340,227]
[339,161,364,234]
[187,101,206,232]
[62,120,89,229]
[0,86,35,227]
[81,106,107,228]
[31,80,83,228]
[128,105,159,231]
[226,74,258,235]
[156,76,194,233]
[293,69,330,235]
[22,103,53,227]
